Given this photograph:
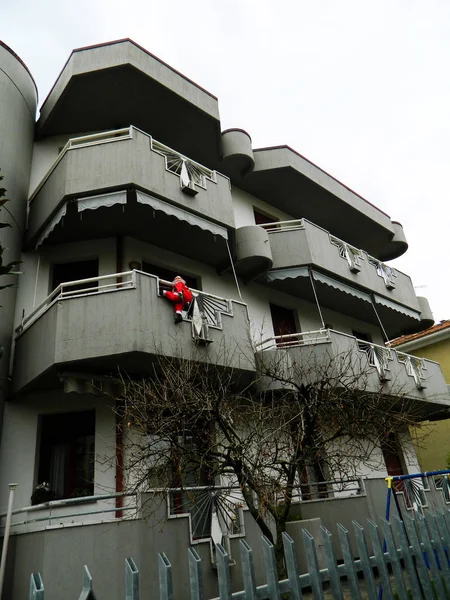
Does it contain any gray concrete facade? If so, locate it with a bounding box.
[1,37,449,600]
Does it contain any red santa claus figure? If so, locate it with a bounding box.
[162,276,193,323]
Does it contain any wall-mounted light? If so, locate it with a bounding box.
[129,261,141,271]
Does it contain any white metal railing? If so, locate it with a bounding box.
[16,271,136,334]
[167,485,245,545]
[292,477,365,502]
[260,217,401,288]
[29,125,223,203]
[396,351,427,389]
[151,138,217,190]
[0,491,137,531]
[255,328,431,388]
[16,271,237,339]
[29,127,134,202]
[356,340,393,381]
[255,329,331,351]
[29,126,222,204]
[368,256,397,289]
[329,235,364,273]
[260,219,304,233]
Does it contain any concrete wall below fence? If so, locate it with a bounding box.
[4,477,450,598]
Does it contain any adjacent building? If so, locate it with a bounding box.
[392,320,450,471]
[0,38,449,598]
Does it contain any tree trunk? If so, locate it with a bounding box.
[274,519,288,580]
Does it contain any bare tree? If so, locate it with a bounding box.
[113,339,425,575]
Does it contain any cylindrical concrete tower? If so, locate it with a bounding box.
[0,42,37,414]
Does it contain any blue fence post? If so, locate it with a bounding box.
[416,513,447,600]
[78,566,97,600]
[282,532,303,600]
[29,573,44,600]
[125,557,139,600]
[402,513,434,599]
[337,523,362,600]
[158,553,173,600]
[320,526,343,600]
[352,521,377,600]
[239,539,258,600]
[391,516,422,600]
[261,536,281,600]
[188,546,204,600]
[215,543,232,600]
[380,518,408,600]
[302,529,324,600]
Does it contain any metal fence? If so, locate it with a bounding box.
[27,509,450,599]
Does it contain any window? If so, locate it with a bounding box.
[253,209,278,226]
[381,434,404,478]
[36,411,95,501]
[142,261,199,290]
[270,303,298,346]
[352,330,373,343]
[299,460,329,500]
[51,259,99,294]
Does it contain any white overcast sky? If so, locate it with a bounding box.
[3,0,449,322]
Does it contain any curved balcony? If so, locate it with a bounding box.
[255,329,450,418]
[12,271,254,394]
[253,219,429,339]
[26,127,233,267]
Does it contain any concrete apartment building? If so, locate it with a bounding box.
[1,39,450,598]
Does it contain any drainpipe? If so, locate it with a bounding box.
[0,483,18,599]
[116,235,123,287]
[115,408,124,519]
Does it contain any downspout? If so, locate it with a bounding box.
[115,235,124,518]
[0,483,17,599]
[116,235,123,287]
[115,405,124,519]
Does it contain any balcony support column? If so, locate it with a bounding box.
[369,294,389,343]
[308,268,325,329]
[225,239,243,301]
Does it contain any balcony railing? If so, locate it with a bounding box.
[0,491,138,532]
[396,351,427,390]
[151,138,217,193]
[255,329,430,390]
[260,218,400,290]
[16,271,236,346]
[30,126,221,204]
[356,340,393,382]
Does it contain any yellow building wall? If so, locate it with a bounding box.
[410,338,450,471]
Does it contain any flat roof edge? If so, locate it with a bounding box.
[40,38,218,113]
[0,40,38,99]
[253,144,391,220]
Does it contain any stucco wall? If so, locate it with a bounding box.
[408,338,450,470]
[0,391,116,513]
[13,238,117,330]
[231,186,293,228]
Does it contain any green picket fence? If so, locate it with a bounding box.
[29,510,450,599]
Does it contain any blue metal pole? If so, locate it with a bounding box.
[378,477,393,600]
[391,469,450,481]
